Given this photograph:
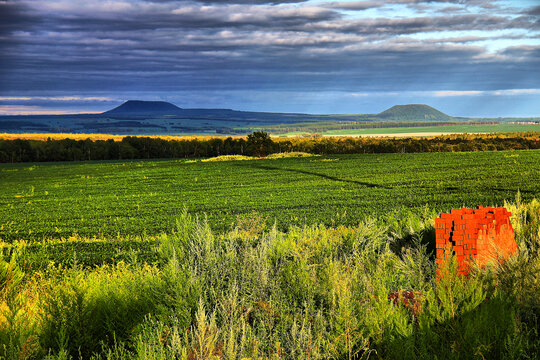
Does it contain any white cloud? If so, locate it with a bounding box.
[343,89,540,98]
[0,105,80,115]
[491,89,540,95]
[433,90,484,97]
[434,89,540,97]
[0,96,115,101]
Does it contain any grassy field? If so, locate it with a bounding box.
[1,150,539,359]
[285,124,540,136]
[1,150,539,241]
[1,199,539,359]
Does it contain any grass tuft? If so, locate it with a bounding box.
[266,152,317,159]
[202,155,253,162]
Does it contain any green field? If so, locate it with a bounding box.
[1,150,539,241]
[1,150,539,359]
[290,123,540,136]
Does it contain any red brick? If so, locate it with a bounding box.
[435,206,517,275]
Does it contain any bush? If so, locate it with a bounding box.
[266,152,316,159]
[202,155,253,162]
[39,263,165,359]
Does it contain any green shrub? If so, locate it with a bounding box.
[0,257,39,360]
[39,263,165,359]
[266,152,316,159]
[202,155,253,162]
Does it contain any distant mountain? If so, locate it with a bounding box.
[3,101,534,135]
[102,101,453,122]
[377,104,452,121]
[103,100,183,115]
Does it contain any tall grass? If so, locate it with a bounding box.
[0,199,538,359]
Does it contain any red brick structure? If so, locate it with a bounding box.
[435,206,517,274]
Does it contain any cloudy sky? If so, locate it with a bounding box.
[0,0,539,116]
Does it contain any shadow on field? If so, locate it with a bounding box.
[390,226,437,260]
[379,294,518,360]
[238,163,392,189]
[489,187,534,194]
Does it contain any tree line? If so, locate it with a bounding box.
[0,131,538,163]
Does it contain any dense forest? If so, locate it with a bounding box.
[0,132,539,163]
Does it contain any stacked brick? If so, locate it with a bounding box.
[435,206,517,274]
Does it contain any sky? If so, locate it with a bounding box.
[0,0,539,117]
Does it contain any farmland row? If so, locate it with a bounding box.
[1,150,539,242]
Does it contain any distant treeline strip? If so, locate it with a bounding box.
[0,133,539,163]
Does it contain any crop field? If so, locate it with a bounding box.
[283,124,540,136]
[1,149,539,241]
[1,150,539,359]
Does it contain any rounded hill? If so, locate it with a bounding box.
[377,104,452,121]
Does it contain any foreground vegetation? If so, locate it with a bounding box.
[1,150,540,241]
[1,197,538,359]
[1,146,538,358]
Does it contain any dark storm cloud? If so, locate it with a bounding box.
[0,1,35,36]
[522,5,540,29]
[499,45,540,59]
[0,0,538,115]
[0,1,39,52]
[4,32,536,95]
[24,8,534,39]
[309,13,535,35]
[21,3,340,33]
[325,0,499,11]
[0,0,39,91]
[525,6,540,16]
